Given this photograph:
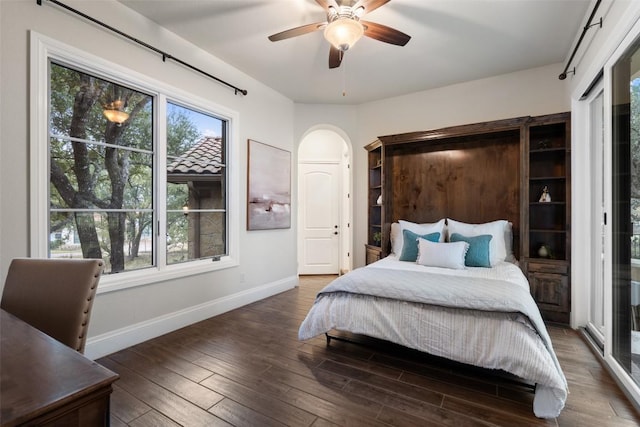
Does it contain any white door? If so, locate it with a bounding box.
[299,163,341,274]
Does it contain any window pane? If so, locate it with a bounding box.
[49,138,152,210]
[166,102,226,264]
[611,34,640,384]
[167,212,226,264]
[50,63,153,151]
[49,212,154,273]
[49,62,154,274]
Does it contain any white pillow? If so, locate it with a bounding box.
[399,219,446,241]
[391,220,446,254]
[504,221,515,263]
[446,218,511,266]
[390,222,402,254]
[416,239,468,270]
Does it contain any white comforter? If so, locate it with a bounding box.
[298,256,568,418]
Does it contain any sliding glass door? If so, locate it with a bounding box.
[587,85,605,346]
[611,35,640,383]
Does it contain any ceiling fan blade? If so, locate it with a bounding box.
[329,46,343,69]
[268,22,326,42]
[315,0,339,11]
[352,0,390,15]
[361,20,410,46]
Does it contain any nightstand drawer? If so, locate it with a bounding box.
[528,261,568,275]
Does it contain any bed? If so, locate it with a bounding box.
[298,219,568,419]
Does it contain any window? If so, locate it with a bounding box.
[32,33,239,289]
[165,103,227,265]
[49,63,154,274]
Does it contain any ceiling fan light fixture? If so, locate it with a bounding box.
[324,17,364,51]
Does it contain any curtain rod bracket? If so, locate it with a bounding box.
[36,0,247,96]
[585,17,602,31]
[558,67,575,81]
[558,0,602,80]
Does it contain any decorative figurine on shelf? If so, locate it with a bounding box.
[376,195,382,205]
[538,244,554,259]
[539,185,551,202]
[538,244,551,258]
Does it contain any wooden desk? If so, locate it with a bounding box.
[0,309,118,426]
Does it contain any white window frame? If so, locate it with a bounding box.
[30,31,240,294]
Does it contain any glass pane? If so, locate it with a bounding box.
[166,102,227,263]
[49,212,154,274]
[167,212,226,264]
[611,35,640,384]
[49,63,153,150]
[49,62,154,274]
[49,138,152,210]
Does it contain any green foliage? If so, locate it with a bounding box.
[165,106,201,250]
[167,105,202,157]
[49,63,203,271]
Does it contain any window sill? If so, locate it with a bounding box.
[96,256,238,294]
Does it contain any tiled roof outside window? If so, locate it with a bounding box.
[167,136,222,175]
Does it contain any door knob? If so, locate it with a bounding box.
[334,231,339,235]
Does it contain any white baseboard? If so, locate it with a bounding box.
[84,275,298,360]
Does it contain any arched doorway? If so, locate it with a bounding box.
[297,128,352,275]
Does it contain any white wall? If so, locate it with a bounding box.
[298,130,346,162]
[0,0,297,358]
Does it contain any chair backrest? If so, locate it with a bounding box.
[1,258,104,353]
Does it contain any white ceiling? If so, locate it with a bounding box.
[117,0,592,105]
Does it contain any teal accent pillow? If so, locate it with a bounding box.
[399,229,440,262]
[450,233,492,267]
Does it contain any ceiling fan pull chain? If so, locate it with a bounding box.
[342,55,347,97]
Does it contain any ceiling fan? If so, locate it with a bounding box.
[268,0,411,69]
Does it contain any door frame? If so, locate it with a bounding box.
[296,127,353,275]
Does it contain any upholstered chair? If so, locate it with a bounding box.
[0,258,104,354]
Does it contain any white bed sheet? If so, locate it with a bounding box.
[375,254,528,290]
[298,255,568,418]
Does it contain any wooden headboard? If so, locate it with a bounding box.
[378,117,528,259]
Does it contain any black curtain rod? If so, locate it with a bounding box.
[36,0,248,96]
[559,0,602,80]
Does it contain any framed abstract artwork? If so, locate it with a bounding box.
[247,139,291,230]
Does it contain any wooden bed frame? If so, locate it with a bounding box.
[376,116,528,261]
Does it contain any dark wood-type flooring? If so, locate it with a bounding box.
[99,275,640,427]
